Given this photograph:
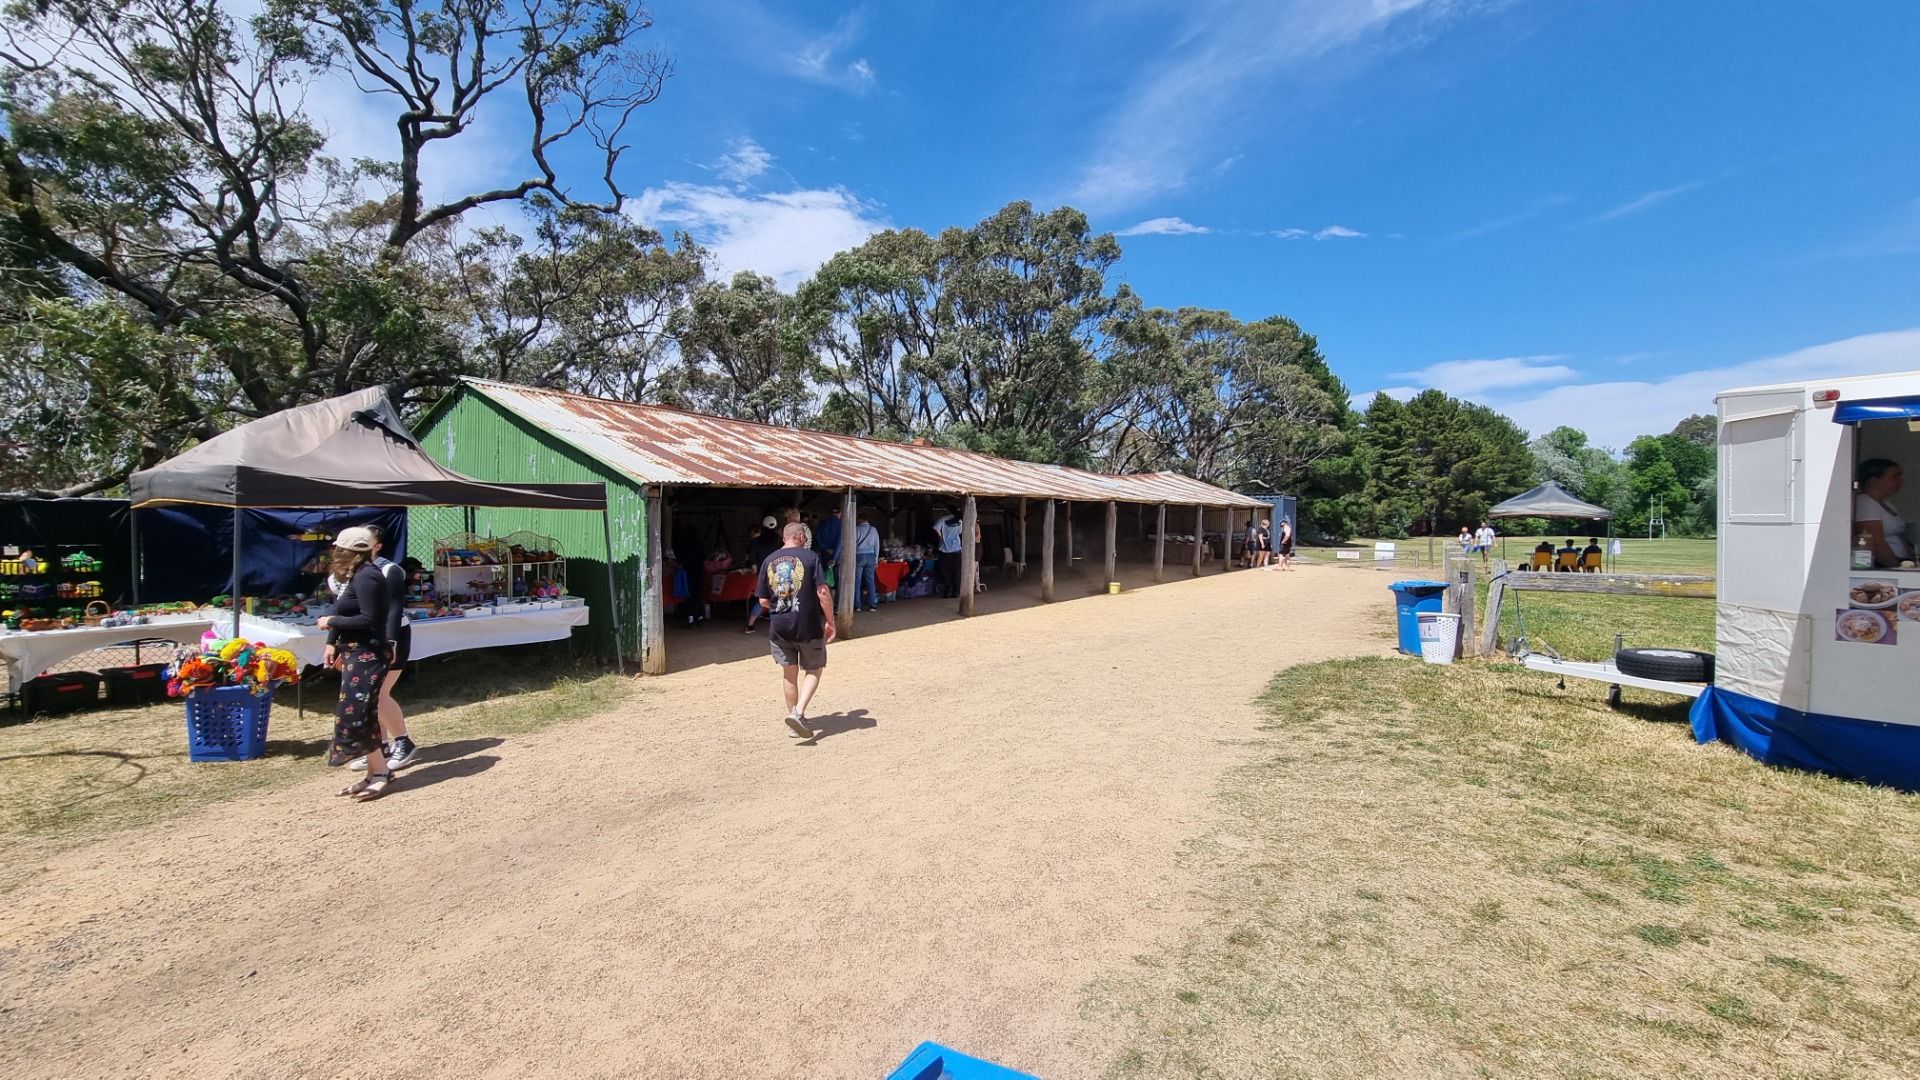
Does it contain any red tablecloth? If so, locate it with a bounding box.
[706,569,759,603]
[876,561,909,593]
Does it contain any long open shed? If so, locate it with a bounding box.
[413,378,1265,673]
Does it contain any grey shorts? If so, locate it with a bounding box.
[770,636,827,670]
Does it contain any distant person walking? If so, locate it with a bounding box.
[754,522,837,741]
[342,524,419,773]
[1276,518,1295,570]
[934,508,964,598]
[853,511,881,612]
[316,527,397,801]
[743,517,782,633]
[1458,526,1473,555]
[1475,521,1496,568]
[1244,517,1261,568]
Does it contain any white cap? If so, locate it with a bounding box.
[334,526,377,552]
[762,516,778,529]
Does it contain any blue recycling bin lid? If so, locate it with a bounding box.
[1388,580,1447,594]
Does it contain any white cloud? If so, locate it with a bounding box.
[1388,355,1578,397]
[1118,216,1211,236]
[1449,195,1571,241]
[793,12,876,90]
[1271,228,1310,240]
[714,138,774,186]
[631,183,889,291]
[1497,328,1920,448]
[1315,225,1366,240]
[1587,180,1705,224]
[1069,0,1482,212]
[1361,329,1920,449]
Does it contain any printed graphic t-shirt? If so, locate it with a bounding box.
[755,546,827,642]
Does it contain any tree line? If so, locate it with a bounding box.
[0,0,1713,538]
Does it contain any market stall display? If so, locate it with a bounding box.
[1,614,213,694]
[226,604,588,669]
[128,386,619,670]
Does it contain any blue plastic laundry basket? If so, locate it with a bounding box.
[184,685,274,762]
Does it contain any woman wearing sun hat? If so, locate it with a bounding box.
[315,526,398,800]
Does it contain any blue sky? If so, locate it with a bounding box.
[410,0,1920,449]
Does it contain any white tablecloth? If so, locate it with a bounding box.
[0,617,212,692]
[232,606,590,669]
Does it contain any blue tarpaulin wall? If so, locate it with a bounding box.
[1690,686,1920,792]
[136,506,406,602]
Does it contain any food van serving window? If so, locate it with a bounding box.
[1835,395,1920,570]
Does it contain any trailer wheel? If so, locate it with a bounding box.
[1614,647,1714,683]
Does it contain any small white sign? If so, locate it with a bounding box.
[1337,550,1361,560]
[1374,542,1397,562]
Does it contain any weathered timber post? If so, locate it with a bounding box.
[1018,497,1028,577]
[837,487,857,637]
[642,487,666,675]
[1041,499,1056,602]
[1192,505,1204,576]
[959,495,978,617]
[1154,503,1167,583]
[1104,500,1118,587]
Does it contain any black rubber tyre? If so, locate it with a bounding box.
[1614,647,1714,683]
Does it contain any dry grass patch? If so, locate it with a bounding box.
[1087,657,1920,1078]
[0,647,629,893]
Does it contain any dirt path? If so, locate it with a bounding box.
[0,564,1388,1079]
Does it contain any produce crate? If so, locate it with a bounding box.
[102,662,171,707]
[20,671,103,715]
[184,686,274,762]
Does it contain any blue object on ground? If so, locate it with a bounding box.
[184,685,274,762]
[1690,686,1920,792]
[1386,580,1449,655]
[887,1042,1038,1080]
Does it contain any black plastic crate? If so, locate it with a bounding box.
[20,671,103,715]
[102,663,171,707]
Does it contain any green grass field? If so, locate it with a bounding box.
[1092,657,1920,1078]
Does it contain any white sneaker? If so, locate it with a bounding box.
[784,714,816,739]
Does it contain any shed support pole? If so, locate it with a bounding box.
[1104,500,1118,587]
[1154,504,1167,583]
[1018,498,1027,577]
[601,509,625,675]
[837,487,857,637]
[1064,502,1073,572]
[642,489,666,675]
[1041,499,1056,602]
[1192,505,1204,577]
[1221,508,1234,572]
[959,495,978,617]
[130,505,141,606]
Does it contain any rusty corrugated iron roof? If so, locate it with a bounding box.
[458,378,1264,507]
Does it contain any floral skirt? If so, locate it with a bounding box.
[327,644,391,766]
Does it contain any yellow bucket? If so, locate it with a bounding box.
[1107,581,1121,595]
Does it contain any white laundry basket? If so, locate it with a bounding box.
[1416,612,1461,665]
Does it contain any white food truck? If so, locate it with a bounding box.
[1691,369,1919,788]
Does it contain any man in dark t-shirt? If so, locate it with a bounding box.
[753,522,838,741]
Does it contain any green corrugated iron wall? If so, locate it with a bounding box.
[409,388,648,660]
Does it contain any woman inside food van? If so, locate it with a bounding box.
[1854,458,1910,568]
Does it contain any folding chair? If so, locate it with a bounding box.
[1581,551,1603,572]
[1003,545,1027,579]
[1530,551,1553,571]
[1555,550,1579,572]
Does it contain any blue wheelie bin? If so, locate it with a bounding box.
[1387,580,1449,655]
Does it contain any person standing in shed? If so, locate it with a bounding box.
[934,507,965,598]
[755,522,837,741]
[853,510,882,612]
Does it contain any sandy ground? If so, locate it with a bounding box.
[0,563,1388,1079]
